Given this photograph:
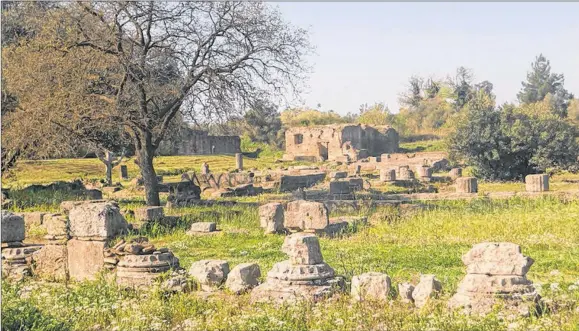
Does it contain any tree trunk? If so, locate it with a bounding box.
[136,134,160,206]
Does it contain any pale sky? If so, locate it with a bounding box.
[275,2,579,115]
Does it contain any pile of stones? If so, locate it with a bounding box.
[188,260,261,294]
[250,233,344,304]
[449,242,541,316]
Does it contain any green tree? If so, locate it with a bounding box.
[243,100,282,146]
[358,102,393,126]
[517,54,573,117]
[448,93,579,180]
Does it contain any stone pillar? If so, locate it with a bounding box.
[235,153,243,171]
[449,168,462,179]
[354,164,361,176]
[119,165,128,180]
[379,169,396,182]
[201,162,210,175]
[397,166,414,181]
[456,177,478,193]
[525,174,549,192]
[416,166,432,182]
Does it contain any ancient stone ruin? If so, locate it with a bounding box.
[351,272,391,302]
[525,174,549,192]
[448,242,540,316]
[1,211,32,280]
[250,233,344,304]
[456,177,478,193]
[283,124,399,162]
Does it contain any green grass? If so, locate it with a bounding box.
[3,197,579,331]
[399,139,446,153]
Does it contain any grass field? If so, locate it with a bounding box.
[2,155,579,331]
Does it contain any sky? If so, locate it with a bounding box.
[275,2,579,115]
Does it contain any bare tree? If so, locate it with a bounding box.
[2,2,311,205]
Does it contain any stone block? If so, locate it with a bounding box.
[285,200,329,231]
[134,206,164,222]
[412,274,442,308]
[259,203,285,234]
[31,244,68,281]
[60,199,108,214]
[329,171,348,179]
[416,166,432,180]
[398,282,415,303]
[525,174,549,192]
[187,222,217,233]
[379,169,396,182]
[43,214,68,237]
[348,178,364,191]
[456,274,532,294]
[1,211,25,243]
[462,242,533,276]
[329,180,351,195]
[69,202,128,239]
[225,262,261,294]
[456,177,477,193]
[281,233,323,265]
[351,272,391,302]
[18,212,45,229]
[188,260,229,290]
[85,189,103,200]
[397,166,414,180]
[67,239,106,281]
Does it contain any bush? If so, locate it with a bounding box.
[448,95,579,180]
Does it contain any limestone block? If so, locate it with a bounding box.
[187,222,217,233]
[18,212,45,229]
[398,282,415,303]
[43,214,68,236]
[525,174,549,192]
[281,233,323,265]
[31,244,68,281]
[456,177,478,193]
[329,171,348,179]
[397,166,414,180]
[1,211,25,243]
[188,260,229,290]
[285,200,329,231]
[259,203,284,234]
[134,206,164,222]
[351,272,391,302]
[201,162,210,175]
[329,181,351,195]
[449,168,462,179]
[69,202,128,239]
[67,239,106,281]
[416,166,432,180]
[456,274,533,294]
[225,262,261,294]
[349,178,364,191]
[60,199,108,214]
[462,242,533,276]
[379,169,396,182]
[267,260,334,283]
[412,274,442,308]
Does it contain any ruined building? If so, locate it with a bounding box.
[283,124,399,162]
[158,127,241,156]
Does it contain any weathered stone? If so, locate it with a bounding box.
[67,239,106,281]
[412,274,442,308]
[188,260,230,290]
[134,206,164,222]
[161,274,191,293]
[187,222,217,233]
[1,211,25,243]
[456,177,478,193]
[397,166,415,180]
[119,165,128,180]
[85,189,103,200]
[279,173,326,192]
[259,203,284,234]
[525,174,549,192]
[348,178,364,191]
[43,214,68,237]
[329,171,348,179]
[398,282,415,303]
[284,200,329,231]
[60,199,109,214]
[201,162,210,175]
[235,153,243,171]
[449,168,462,179]
[416,166,432,181]
[462,242,534,276]
[116,252,179,288]
[31,244,68,281]
[124,243,143,254]
[18,212,46,229]
[69,202,128,239]
[267,260,335,284]
[1,248,30,281]
[329,180,351,195]
[456,274,534,294]
[379,168,396,182]
[225,262,261,294]
[281,233,323,265]
[351,272,391,302]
